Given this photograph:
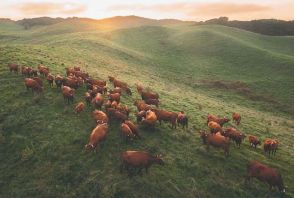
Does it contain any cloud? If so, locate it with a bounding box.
[15,2,87,16]
[109,2,271,19]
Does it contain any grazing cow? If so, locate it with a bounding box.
[86,79,106,87]
[125,120,140,138]
[24,78,43,94]
[62,86,74,104]
[117,104,130,116]
[108,93,120,103]
[144,98,160,107]
[177,111,188,129]
[109,87,122,95]
[75,102,85,114]
[264,139,279,157]
[108,76,127,88]
[245,160,285,193]
[200,131,230,157]
[224,127,246,148]
[85,123,108,152]
[207,114,230,127]
[33,77,43,87]
[85,92,92,106]
[8,63,18,73]
[207,121,222,134]
[107,108,128,122]
[121,123,136,142]
[46,73,54,87]
[232,112,241,125]
[248,135,261,148]
[153,109,178,129]
[92,93,104,110]
[54,75,64,89]
[120,151,164,175]
[141,110,157,128]
[141,90,159,100]
[135,111,146,123]
[92,110,109,124]
[134,100,152,111]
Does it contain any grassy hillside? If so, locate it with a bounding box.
[0,18,293,197]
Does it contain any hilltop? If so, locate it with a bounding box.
[0,16,293,197]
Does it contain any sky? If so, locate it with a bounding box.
[0,0,293,21]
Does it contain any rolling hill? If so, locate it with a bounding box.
[0,16,293,197]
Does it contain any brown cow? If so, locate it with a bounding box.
[248,135,261,148]
[86,79,106,87]
[124,120,140,138]
[141,90,159,100]
[24,78,43,94]
[107,108,128,122]
[75,102,85,114]
[92,93,104,110]
[232,112,241,125]
[264,139,279,157]
[63,77,80,89]
[33,77,43,87]
[144,98,160,107]
[121,123,136,142]
[8,63,18,73]
[136,83,144,94]
[46,73,54,87]
[245,160,285,193]
[85,123,108,152]
[109,87,122,95]
[62,86,74,104]
[120,151,164,175]
[207,114,230,127]
[153,109,178,129]
[200,131,230,157]
[141,110,157,128]
[92,110,109,124]
[207,121,222,134]
[177,111,188,129]
[134,100,152,111]
[54,75,64,89]
[108,76,131,95]
[108,93,120,103]
[224,127,246,148]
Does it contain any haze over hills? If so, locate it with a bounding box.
[0,15,293,197]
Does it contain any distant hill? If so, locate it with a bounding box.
[196,17,294,36]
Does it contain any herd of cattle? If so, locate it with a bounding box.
[8,63,286,193]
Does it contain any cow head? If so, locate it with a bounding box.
[84,143,94,151]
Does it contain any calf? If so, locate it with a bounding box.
[200,131,230,157]
[120,151,164,175]
[85,92,92,106]
[85,123,108,152]
[248,135,261,148]
[232,112,241,125]
[245,160,285,193]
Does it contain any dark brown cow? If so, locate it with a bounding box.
[224,127,246,148]
[75,102,85,114]
[8,63,18,73]
[144,98,160,107]
[207,114,230,127]
[200,131,230,157]
[232,112,241,125]
[108,93,120,103]
[107,108,128,122]
[177,111,188,129]
[248,135,261,148]
[46,73,54,87]
[153,109,177,129]
[92,110,109,124]
[62,86,74,104]
[85,123,108,152]
[245,160,285,193]
[24,78,43,94]
[264,139,279,156]
[120,151,164,175]
[92,93,104,110]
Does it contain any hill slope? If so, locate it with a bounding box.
[0,19,293,197]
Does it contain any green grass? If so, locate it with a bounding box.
[0,19,293,197]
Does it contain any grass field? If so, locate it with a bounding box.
[0,17,293,197]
